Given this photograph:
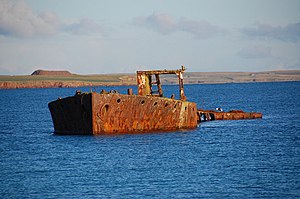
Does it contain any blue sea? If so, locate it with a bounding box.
[0,82,299,198]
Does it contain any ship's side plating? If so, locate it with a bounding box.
[48,93,93,135]
[48,92,198,135]
[92,93,198,134]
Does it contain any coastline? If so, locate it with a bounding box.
[1,70,299,89]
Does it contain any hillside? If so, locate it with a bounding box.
[31,69,73,76]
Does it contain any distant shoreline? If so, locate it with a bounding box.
[1,70,299,89]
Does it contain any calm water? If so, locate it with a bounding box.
[0,82,299,198]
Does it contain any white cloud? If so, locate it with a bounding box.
[0,0,59,38]
[0,0,106,38]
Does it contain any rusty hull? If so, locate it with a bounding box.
[198,109,262,122]
[49,92,198,135]
[48,66,262,135]
[92,93,197,134]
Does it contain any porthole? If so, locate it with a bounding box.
[101,104,109,116]
[104,105,109,112]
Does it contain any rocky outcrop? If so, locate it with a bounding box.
[31,69,73,76]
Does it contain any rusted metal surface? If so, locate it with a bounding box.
[49,92,198,135]
[92,93,197,134]
[197,109,262,122]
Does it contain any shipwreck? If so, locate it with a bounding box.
[48,66,262,135]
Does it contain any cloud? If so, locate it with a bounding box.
[133,13,224,39]
[237,45,272,59]
[0,0,106,38]
[178,18,224,39]
[0,0,59,38]
[241,22,300,42]
[133,13,176,34]
[63,18,105,35]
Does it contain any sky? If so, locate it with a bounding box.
[0,0,300,75]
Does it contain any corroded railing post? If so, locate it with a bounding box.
[155,74,163,97]
[177,66,186,101]
[137,72,151,96]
